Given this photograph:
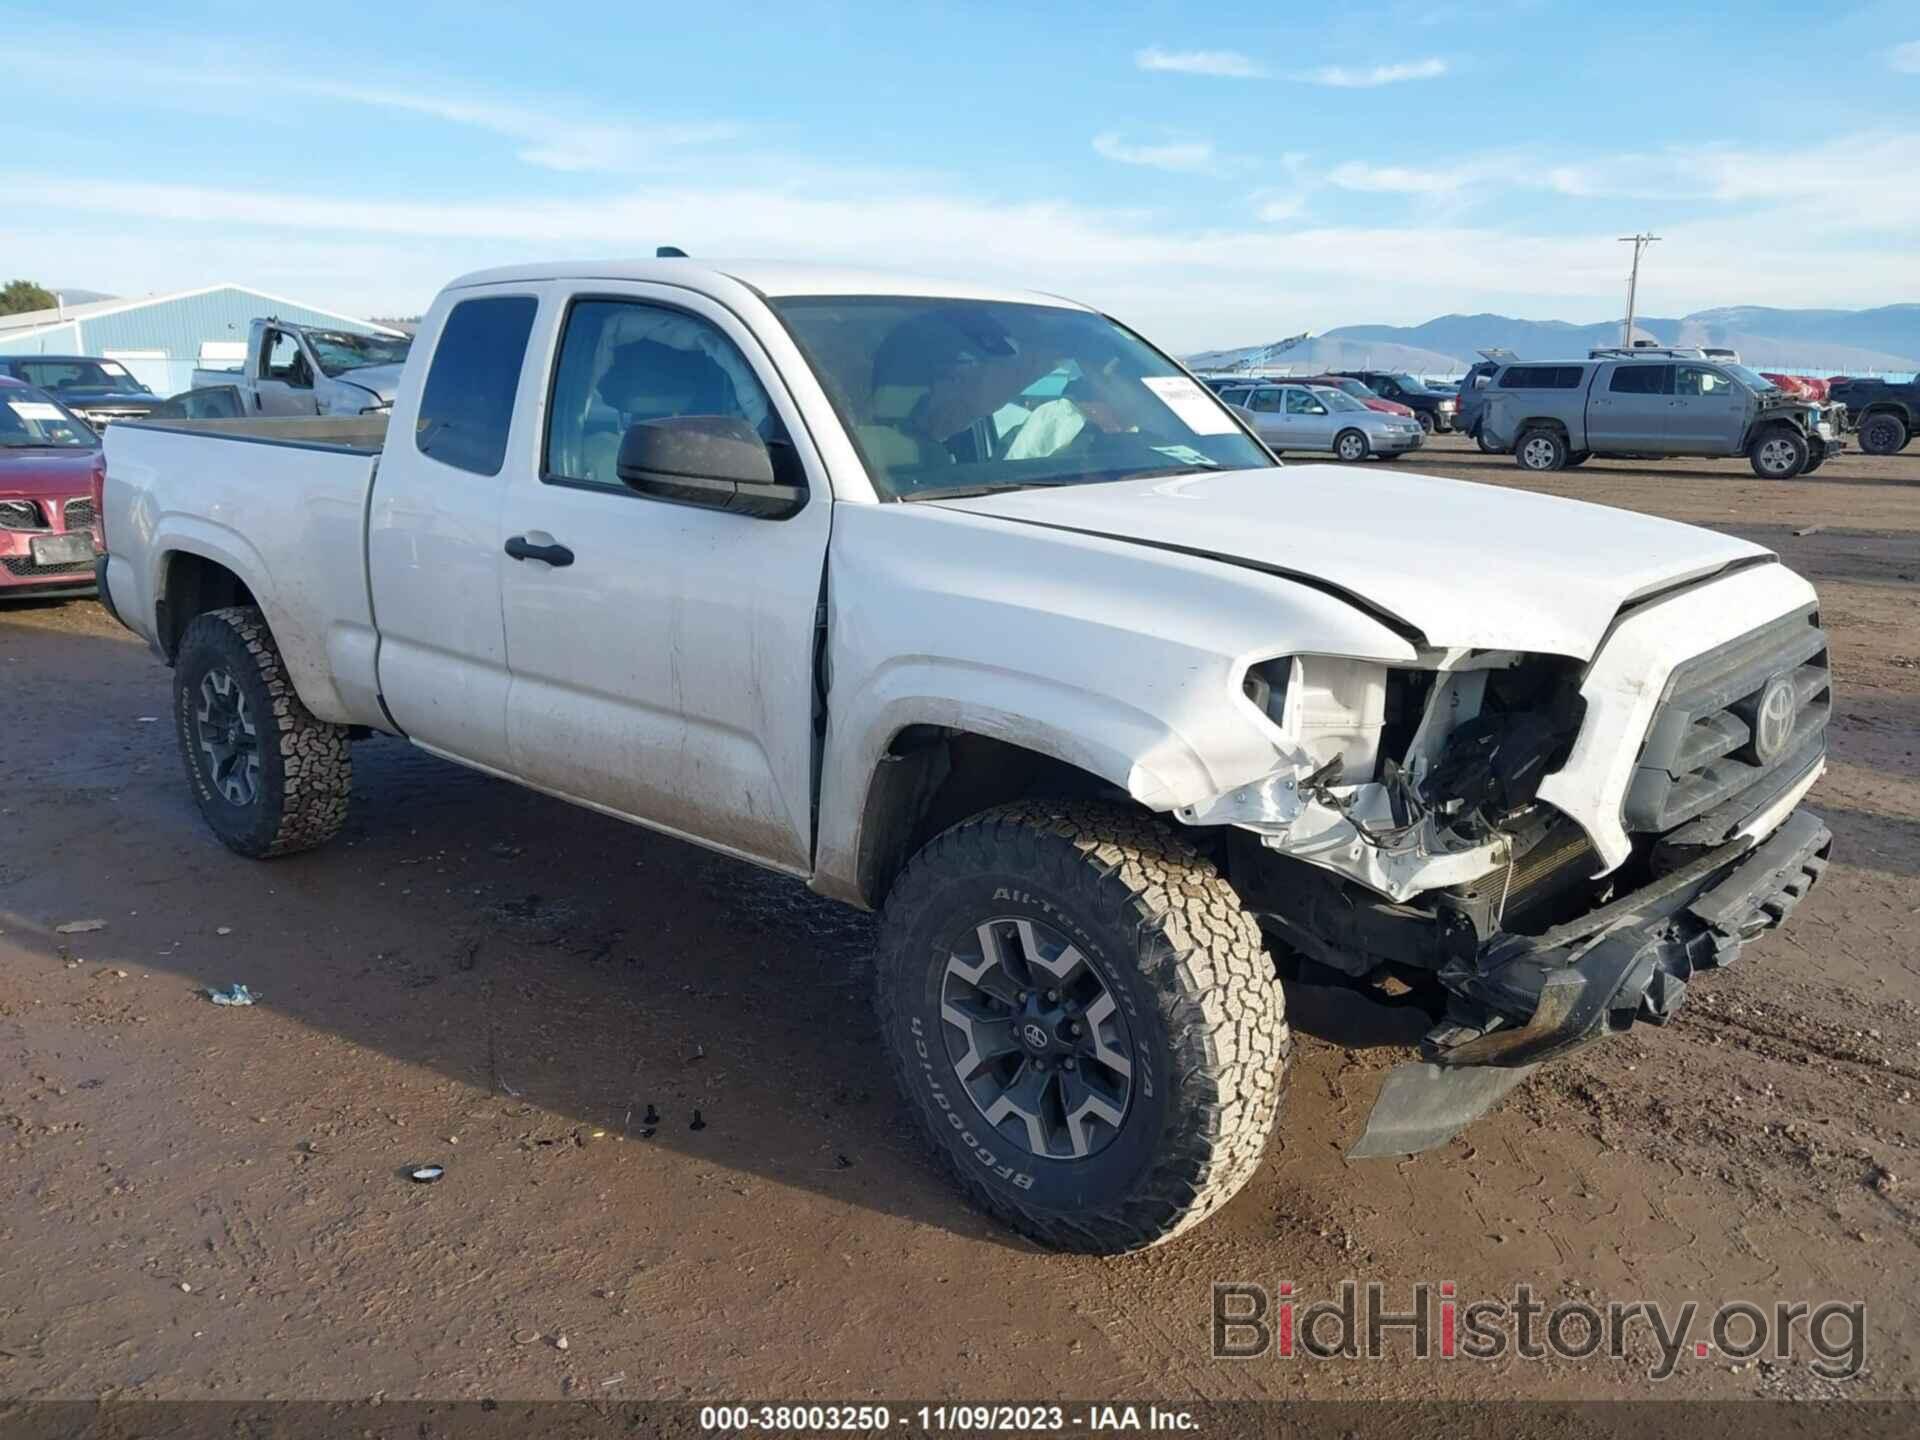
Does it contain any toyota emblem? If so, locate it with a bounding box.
[1752,673,1796,763]
[1021,1022,1050,1051]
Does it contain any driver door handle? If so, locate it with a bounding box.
[504,535,574,567]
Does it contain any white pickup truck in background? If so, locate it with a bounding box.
[98,259,1834,1252]
[189,316,412,416]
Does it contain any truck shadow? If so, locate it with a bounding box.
[1404,449,1920,489]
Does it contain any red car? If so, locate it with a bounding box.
[1296,374,1418,420]
[0,376,105,601]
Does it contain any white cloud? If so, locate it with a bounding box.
[1327,162,1463,194]
[1299,58,1449,87]
[7,156,1916,352]
[1892,39,1920,73]
[1134,46,1266,78]
[286,79,740,172]
[1092,132,1219,174]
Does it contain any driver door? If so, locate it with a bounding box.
[1282,386,1337,448]
[496,286,832,874]
[1241,386,1287,447]
[254,328,319,416]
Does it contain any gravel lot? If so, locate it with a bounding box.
[1,435,1915,1402]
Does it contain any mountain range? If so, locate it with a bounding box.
[1186,304,1920,377]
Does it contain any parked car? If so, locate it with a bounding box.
[1482,357,1845,477]
[191,318,413,417]
[1293,375,1419,420]
[1227,382,1424,460]
[100,258,1833,1253]
[1327,370,1457,432]
[0,355,160,428]
[0,377,103,600]
[1825,375,1918,455]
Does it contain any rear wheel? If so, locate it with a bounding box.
[876,802,1288,1253]
[1515,428,1567,472]
[1749,426,1809,479]
[1333,428,1370,462]
[174,606,352,858]
[1857,412,1909,456]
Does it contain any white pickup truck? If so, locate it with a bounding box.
[190,316,413,417]
[98,259,1833,1253]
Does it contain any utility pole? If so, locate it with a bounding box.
[1618,233,1660,348]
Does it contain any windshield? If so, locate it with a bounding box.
[1387,373,1432,394]
[0,387,97,447]
[12,358,149,394]
[773,297,1273,500]
[304,329,412,378]
[1724,364,1780,394]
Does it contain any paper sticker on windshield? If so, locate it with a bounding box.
[1141,376,1237,435]
[1151,444,1216,467]
[7,401,64,421]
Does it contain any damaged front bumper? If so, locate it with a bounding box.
[1349,807,1831,1157]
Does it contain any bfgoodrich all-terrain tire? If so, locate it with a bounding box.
[174,606,351,858]
[876,801,1289,1253]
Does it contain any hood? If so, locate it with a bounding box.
[1363,398,1416,417]
[54,389,155,409]
[328,363,404,404]
[0,446,101,498]
[933,465,1770,658]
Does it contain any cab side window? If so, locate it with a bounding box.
[414,296,539,477]
[544,299,792,490]
[1675,365,1732,397]
[1609,364,1672,396]
[264,330,311,388]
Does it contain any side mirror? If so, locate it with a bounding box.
[616,415,806,520]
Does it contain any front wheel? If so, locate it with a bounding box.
[876,802,1289,1253]
[1416,411,1436,435]
[1749,427,1810,479]
[1857,412,1909,456]
[174,606,352,857]
[1333,428,1371,462]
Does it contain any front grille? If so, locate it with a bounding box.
[2,555,94,578]
[64,497,96,529]
[0,499,44,530]
[1625,606,1831,842]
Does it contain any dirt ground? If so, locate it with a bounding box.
[1,435,1915,1405]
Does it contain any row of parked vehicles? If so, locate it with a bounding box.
[1209,345,1917,478]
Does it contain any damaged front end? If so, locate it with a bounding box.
[1183,605,1835,1158]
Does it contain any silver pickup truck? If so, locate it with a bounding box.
[1483,354,1845,478]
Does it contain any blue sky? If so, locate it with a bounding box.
[4,0,1917,349]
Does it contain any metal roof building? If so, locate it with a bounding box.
[0,284,402,397]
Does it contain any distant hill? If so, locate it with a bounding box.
[50,288,116,306]
[1189,304,1920,376]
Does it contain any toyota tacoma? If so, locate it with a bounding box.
[98,259,1833,1253]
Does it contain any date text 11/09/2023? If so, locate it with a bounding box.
[697,1404,1199,1432]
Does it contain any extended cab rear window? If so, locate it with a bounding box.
[415,296,538,476]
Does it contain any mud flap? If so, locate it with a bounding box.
[1347,1061,1538,1160]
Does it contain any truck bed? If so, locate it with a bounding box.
[101,415,393,731]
